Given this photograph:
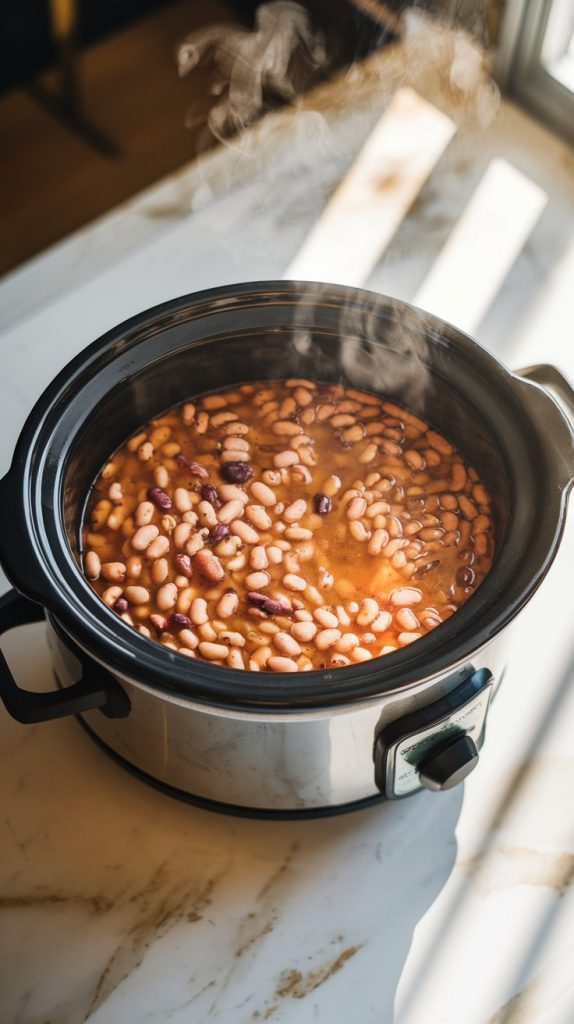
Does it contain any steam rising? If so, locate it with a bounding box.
[175,2,501,409]
[178,2,326,143]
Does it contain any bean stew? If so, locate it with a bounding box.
[81,380,495,672]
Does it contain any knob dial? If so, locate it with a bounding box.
[418,733,479,791]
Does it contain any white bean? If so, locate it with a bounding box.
[135,501,155,527]
[267,656,298,672]
[273,450,298,468]
[346,496,367,520]
[131,524,159,551]
[245,571,270,590]
[174,488,192,513]
[397,631,423,646]
[390,587,422,607]
[199,641,229,660]
[219,484,250,504]
[157,583,178,611]
[218,499,245,524]
[273,632,302,657]
[283,499,307,523]
[250,481,277,507]
[84,551,101,579]
[314,628,341,651]
[231,520,259,545]
[356,598,379,626]
[216,591,238,618]
[283,573,307,592]
[351,646,373,662]
[371,611,393,632]
[246,505,272,530]
[313,608,339,629]
[291,620,317,642]
[190,598,209,625]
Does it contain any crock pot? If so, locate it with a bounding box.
[1,282,573,817]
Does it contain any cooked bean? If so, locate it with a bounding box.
[248,480,276,507]
[313,608,339,629]
[231,520,259,545]
[419,527,445,542]
[84,380,494,672]
[314,628,341,651]
[284,499,307,523]
[397,631,423,645]
[84,551,101,579]
[227,648,245,669]
[218,499,245,525]
[151,558,169,585]
[349,521,369,542]
[458,494,478,520]
[157,583,178,611]
[283,573,307,592]
[273,632,302,657]
[101,561,127,583]
[246,505,272,530]
[245,571,270,590]
[268,655,298,672]
[189,598,208,625]
[390,587,422,607]
[347,496,367,520]
[146,535,170,560]
[199,641,229,661]
[356,598,379,626]
[132,524,159,551]
[194,549,225,582]
[351,647,373,662]
[396,607,419,630]
[291,620,317,642]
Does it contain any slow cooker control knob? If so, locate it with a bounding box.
[417,734,479,791]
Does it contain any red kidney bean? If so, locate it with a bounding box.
[456,565,476,587]
[147,486,173,510]
[200,483,222,509]
[113,597,129,613]
[221,461,253,483]
[175,553,193,578]
[210,523,230,542]
[313,493,333,514]
[176,453,209,477]
[247,592,293,616]
[193,549,225,582]
[168,613,193,631]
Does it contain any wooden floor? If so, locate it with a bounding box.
[0,1,240,278]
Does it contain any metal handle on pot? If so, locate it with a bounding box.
[514,363,574,486]
[0,589,130,724]
[515,364,574,422]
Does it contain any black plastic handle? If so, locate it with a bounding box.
[0,589,130,724]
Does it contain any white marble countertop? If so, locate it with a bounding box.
[1,53,574,1024]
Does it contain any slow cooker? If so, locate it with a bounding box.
[1,282,573,817]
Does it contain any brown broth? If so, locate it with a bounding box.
[81,379,494,672]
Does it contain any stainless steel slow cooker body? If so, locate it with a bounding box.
[1,282,573,816]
